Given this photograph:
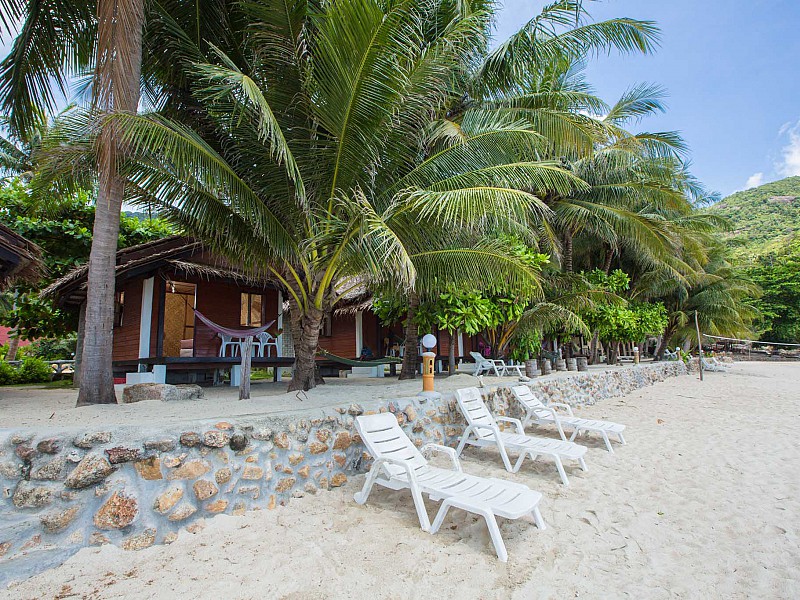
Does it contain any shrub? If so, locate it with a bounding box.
[0,361,19,385]
[17,357,53,384]
[25,336,77,361]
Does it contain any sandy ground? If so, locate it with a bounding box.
[3,362,799,599]
[0,364,621,428]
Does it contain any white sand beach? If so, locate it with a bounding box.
[3,361,799,599]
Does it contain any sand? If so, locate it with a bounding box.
[3,361,799,599]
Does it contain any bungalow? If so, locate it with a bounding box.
[0,223,42,290]
[45,237,474,384]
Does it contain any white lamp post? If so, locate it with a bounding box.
[418,333,441,400]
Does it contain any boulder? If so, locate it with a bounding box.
[65,454,116,489]
[40,506,80,533]
[94,491,138,529]
[73,432,112,449]
[12,481,54,508]
[122,383,203,404]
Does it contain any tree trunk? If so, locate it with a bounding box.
[287,303,324,392]
[448,330,456,375]
[655,324,677,360]
[399,292,419,380]
[602,245,614,274]
[73,302,87,388]
[607,341,619,365]
[563,230,574,273]
[589,331,599,364]
[77,0,144,406]
[5,333,19,362]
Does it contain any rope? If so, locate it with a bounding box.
[165,273,277,338]
[703,334,800,348]
[317,349,402,367]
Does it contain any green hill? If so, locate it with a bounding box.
[710,176,800,257]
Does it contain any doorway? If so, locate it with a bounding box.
[163,281,196,357]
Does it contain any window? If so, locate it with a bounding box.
[240,292,263,327]
[319,312,332,337]
[113,291,125,327]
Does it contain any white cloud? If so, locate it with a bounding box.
[777,120,800,177]
[744,172,764,189]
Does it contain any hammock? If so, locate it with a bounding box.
[193,308,275,339]
[318,348,402,367]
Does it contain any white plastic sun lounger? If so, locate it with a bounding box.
[354,413,546,562]
[700,356,729,372]
[454,387,588,485]
[469,352,524,377]
[511,385,626,453]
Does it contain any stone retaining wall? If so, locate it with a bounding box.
[0,361,687,585]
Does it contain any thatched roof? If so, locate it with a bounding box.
[44,235,375,311]
[0,223,44,289]
[39,236,273,306]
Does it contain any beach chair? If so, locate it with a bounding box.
[664,346,681,361]
[454,387,588,485]
[470,351,503,376]
[255,331,280,357]
[354,413,546,562]
[511,385,626,453]
[469,352,522,376]
[700,356,729,372]
[218,333,239,357]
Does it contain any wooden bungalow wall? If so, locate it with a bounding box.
[112,272,474,364]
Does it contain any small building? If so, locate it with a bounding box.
[0,223,42,290]
[45,237,474,383]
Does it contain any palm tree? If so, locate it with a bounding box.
[633,243,760,357]
[95,0,593,391]
[0,0,243,404]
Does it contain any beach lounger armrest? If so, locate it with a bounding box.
[495,416,525,435]
[371,457,421,487]
[421,444,462,472]
[547,402,575,417]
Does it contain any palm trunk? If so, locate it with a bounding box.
[655,324,677,360]
[602,244,614,274]
[5,333,19,362]
[563,230,574,273]
[287,303,324,392]
[399,292,419,380]
[448,330,456,375]
[77,0,144,406]
[73,302,87,388]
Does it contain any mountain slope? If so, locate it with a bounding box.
[711,176,800,256]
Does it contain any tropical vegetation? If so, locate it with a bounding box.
[0,0,764,399]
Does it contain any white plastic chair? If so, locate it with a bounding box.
[455,387,588,485]
[354,412,546,562]
[470,351,505,376]
[255,331,280,357]
[511,385,626,453]
[218,333,239,357]
[664,346,681,361]
[700,356,729,372]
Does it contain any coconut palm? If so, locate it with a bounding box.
[72,0,596,391]
[0,0,246,404]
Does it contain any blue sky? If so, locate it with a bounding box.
[496,0,800,197]
[3,2,797,197]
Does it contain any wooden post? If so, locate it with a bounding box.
[239,336,253,400]
[695,310,703,382]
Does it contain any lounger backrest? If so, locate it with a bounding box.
[355,413,427,478]
[455,387,498,440]
[511,385,551,418]
[469,351,486,364]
